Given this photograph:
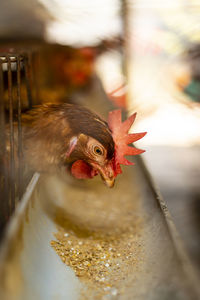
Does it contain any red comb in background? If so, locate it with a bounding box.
[108,109,147,176]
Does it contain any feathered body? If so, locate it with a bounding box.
[20,103,146,187]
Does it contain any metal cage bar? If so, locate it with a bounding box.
[0,60,8,232]
[7,55,15,212]
[17,56,23,200]
[0,50,39,236]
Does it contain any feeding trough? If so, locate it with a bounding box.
[0,156,200,299]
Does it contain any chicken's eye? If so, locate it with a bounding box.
[93,146,103,156]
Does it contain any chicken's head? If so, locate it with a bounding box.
[64,107,116,187]
[67,108,146,188]
[67,134,115,187]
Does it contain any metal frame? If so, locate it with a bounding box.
[0,50,38,236]
[137,155,200,299]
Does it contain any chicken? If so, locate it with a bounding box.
[22,103,146,188]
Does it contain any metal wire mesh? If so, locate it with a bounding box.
[0,50,38,235]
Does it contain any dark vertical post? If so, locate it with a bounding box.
[121,0,130,107]
[0,59,7,233]
[24,53,33,109]
[17,56,23,201]
[7,55,15,213]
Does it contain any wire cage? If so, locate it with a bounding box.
[0,43,106,238]
[0,48,40,236]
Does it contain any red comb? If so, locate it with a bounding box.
[108,109,147,176]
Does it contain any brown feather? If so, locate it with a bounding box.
[21,103,115,173]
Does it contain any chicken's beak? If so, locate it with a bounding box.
[103,177,115,188]
[91,162,115,188]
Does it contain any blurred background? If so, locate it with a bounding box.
[0,0,200,278]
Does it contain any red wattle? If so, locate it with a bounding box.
[71,160,98,179]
